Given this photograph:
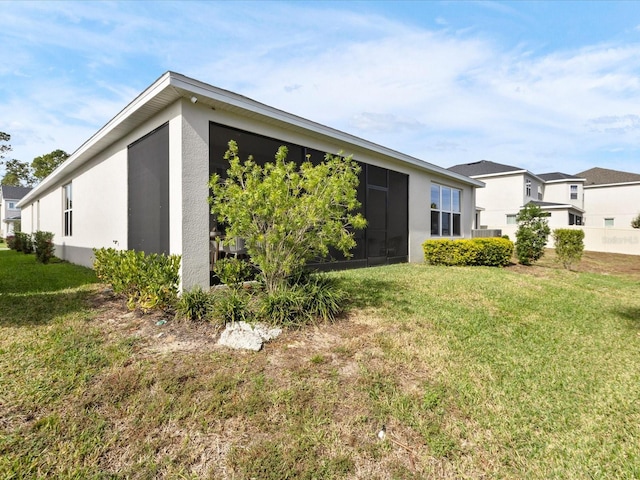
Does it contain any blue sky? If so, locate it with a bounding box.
[2,0,640,177]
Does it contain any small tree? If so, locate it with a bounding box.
[553,229,584,270]
[31,149,69,182]
[209,140,367,294]
[631,213,640,229]
[515,203,550,265]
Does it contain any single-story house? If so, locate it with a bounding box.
[18,71,483,290]
[0,185,32,237]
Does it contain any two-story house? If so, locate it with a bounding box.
[448,160,585,231]
[0,185,32,238]
[577,167,640,229]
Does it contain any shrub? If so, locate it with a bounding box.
[6,235,16,250]
[14,232,33,254]
[632,213,640,229]
[177,286,215,321]
[553,229,585,270]
[212,288,253,324]
[213,257,254,287]
[258,275,345,326]
[472,237,514,267]
[515,204,550,265]
[93,248,181,312]
[422,238,513,267]
[422,239,479,266]
[33,231,55,264]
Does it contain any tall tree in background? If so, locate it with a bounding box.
[2,159,34,187]
[0,132,11,162]
[31,149,69,181]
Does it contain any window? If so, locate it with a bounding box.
[569,213,583,225]
[431,184,461,236]
[570,184,578,200]
[506,214,517,225]
[537,185,543,200]
[525,179,532,197]
[63,183,72,236]
[8,201,17,209]
[604,218,614,228]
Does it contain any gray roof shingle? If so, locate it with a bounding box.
[448,160,523,177]
[577,167,640,186]
[0,185,32,201]
[537,172,582,181]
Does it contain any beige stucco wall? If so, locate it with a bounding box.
[544,181,583,209]
[584,183,640,229]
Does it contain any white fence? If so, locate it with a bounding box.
[492,226,640,256]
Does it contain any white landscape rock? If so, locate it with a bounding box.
[217,321,283,351]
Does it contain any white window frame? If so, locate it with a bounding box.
[525,179,532,197]
[8,201,16,209]
[431,184,462,237]
[570,184,578,200]
[63,183,72,237]
[604,217,614,228]
[506,214,517,225]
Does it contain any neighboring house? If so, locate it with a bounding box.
[577,167,640,229]
[18,71,483,290]
[447,160,585,231]
[448,160,640,255]
[0,185,32,237]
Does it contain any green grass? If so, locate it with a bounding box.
[1,248,639,478]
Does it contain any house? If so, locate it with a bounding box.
[448,160,585,231]
[448,160,640,255]
[18,72,483,290]
[0,185,32,237]
[577,167,640,229]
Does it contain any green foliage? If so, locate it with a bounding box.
[6,235,16,250]
[631,212,640,229]
[176,286,215,321]
[553,229,585,270]
[422,237,513,267]
[515,203,551,265]
[259,275,345,327]
[33,231,55,264]
[212,288,253,324]
[1,158,33,186]
[209,140,366,294]
[93,248,181,312]
[31,149,69,182]
[213,257,254,287]
[14,232,33,254]
[0,131,10,161]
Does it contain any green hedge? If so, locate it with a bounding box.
[422,237,514,267]
[93,248,181,312]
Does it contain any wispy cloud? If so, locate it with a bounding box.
[1,1,640,176]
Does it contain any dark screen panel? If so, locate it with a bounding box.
[388,170,408,256]
[128,123,169,254]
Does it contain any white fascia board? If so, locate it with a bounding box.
[544,178,586,184]
[471,170,528,180]
[170,73,484,188]
[584,181,640,189]
[19,72,176,207]
[19,70,484,208]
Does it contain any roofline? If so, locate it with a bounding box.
[20,71,483,206]
[469,169,545,183]
[583,181,640,188]
[543,178,585,184]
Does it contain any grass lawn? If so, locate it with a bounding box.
[1,249,639,478]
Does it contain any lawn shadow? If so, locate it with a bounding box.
[0,288,95,327]
[337,277,397,310]
[612,306,640,329]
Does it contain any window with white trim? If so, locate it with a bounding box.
[570,184,578,200]
[506,214,517,225]
[537,185,543,200]
[604,217,614,227]
[63,183,72,236]
[525,179,532,197]
[431,184,461,236]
